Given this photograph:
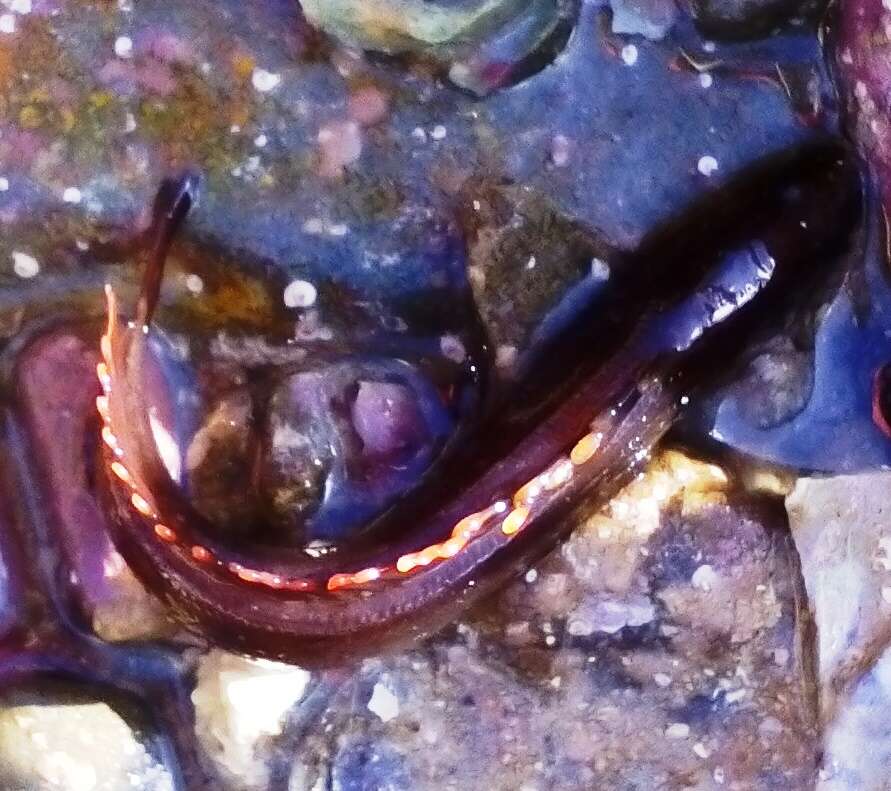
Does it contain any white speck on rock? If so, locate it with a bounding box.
[525,568,538,584]
[283,279,318,309]
[368,682,400,723]
[10,0,30,13]
[185,274,204,294]
[665,722,691,739]
[431,124,447,140]
[693,742,710,758]
[251,67,282,93]
[699,72,713,88]
[0,176,8,191]
[254,133,268,148]
[12,251,39,278]
[654,672,672,688]
[0,13,15,33]
[63,187,83,204]
[621,44,639,66]
[691,564,718,591]
[114,35,133,58]
[698,155,719,176]
[591,257,611,282]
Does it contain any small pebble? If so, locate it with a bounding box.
[10,0,30,13]
[525,568,538,584]
[251,68,282,93]
[62,187,82,204]
[697,155,719,176]
[621,44,639,66]
[699,72,713,89]
[431,124,447,140]
[114,35,133,58]
[0,14,15,33]
[653,673,672,688]
[0,177,8,191]
[283,279,318,309]
[12,251,39,279]
[254,134,268,148]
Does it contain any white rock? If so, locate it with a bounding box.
[251,68,282,93]
[62,187,83,204]
[621,44,638,66]
[665,722,690,739]
[114,35,133,58]
[367,681,400,723]
[0,697,173,790]
[12,251,39,278]
[192,650,310,789]
[283,279,318,309]
[787,472,891,705]
[697,155,719,177]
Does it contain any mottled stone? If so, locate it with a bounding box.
[0,691,173,791]
[819,645,891,790]
[787,473,891,713]
[191,650,311,790]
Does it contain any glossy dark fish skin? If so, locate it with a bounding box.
[98,144,861,665]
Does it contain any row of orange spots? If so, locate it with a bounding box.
[227,562,315,592]
[394,500,508,575]
[391,423,609,575]
[96,283,607,594]
[97,300,184,554]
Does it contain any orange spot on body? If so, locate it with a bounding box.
[110,461,131,484]
[154,523,176,542]
[570,432,601,466]
[131,492,154,517]
[191,545,213,563]
[501,506,530,536]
